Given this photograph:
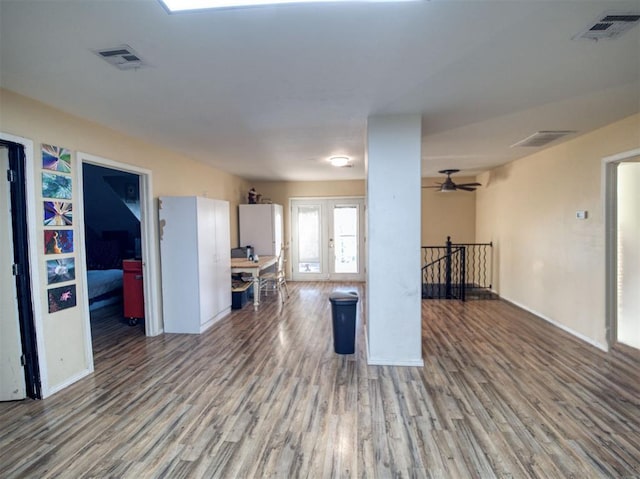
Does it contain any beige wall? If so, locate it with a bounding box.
[1,88,249,395]
[252,178,476,250]
[421,177,476,245]
[476,113,640,349]
[250,180,365,250]
[1,90,250,236]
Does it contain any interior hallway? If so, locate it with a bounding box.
[1,282,639,478]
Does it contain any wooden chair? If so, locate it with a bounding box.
[260,246,289,303]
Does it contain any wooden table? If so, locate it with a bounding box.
[230,256,277,311]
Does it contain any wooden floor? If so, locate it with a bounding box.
[1,282,639,478]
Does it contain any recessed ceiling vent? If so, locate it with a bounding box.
[94,45,146,70]
[574,11,640,41]
[511,131,577,148]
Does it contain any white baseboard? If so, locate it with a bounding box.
[44,367,94,398]
[502,296,609,352]
[200,307,231,333]
[363,325,425,367]
[367,357,425,367]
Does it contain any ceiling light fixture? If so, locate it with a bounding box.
[160,0,413,12]
[329,156,350,167]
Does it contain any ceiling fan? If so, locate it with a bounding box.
[423,169,481,192]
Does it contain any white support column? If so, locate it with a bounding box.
[366,114,423,366]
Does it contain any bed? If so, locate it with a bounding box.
[87,269,123,310]
[86,236,125,311]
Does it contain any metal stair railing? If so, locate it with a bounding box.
[422,236,493,301]
[421,243,466,300]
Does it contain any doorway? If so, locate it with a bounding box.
[290,197,365,281]
[604,149,640,350]
[82,163,143,335]
[77,152,162,339]
[0,140,41,400]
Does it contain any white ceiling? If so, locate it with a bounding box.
[1,0,639,181]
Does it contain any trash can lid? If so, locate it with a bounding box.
[329,291,358,304]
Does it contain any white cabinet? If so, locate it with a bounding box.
[159,196,231,334]
[239,204,283,257]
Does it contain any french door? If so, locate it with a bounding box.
[291,198,365,281]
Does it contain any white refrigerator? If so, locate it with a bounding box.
[239,203,283,257]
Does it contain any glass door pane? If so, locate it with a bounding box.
[296,204,322,274]
[332,205,358,274]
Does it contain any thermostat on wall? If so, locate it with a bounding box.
[576,210,588,220]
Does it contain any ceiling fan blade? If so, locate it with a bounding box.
[456,186,477,191]
[455,182,482,187]
[422,186,443,189]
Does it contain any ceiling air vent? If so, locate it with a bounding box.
[94,45,146,70]
[511,131,577,148]
[574,11,640,40]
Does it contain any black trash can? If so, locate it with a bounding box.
[329,291,359,354]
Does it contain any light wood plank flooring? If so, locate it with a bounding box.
[1,282,639,478]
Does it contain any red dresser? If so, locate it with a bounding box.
[123,259,144,325]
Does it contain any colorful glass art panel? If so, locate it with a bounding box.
[42,172,72,199]
[44,201,72,226]
[46,258,76,284]
[42,144,71,173]
[44,230,74,254]
[48,284,77,313]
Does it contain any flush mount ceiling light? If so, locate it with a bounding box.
[329,156,350,167]
[160,0,413,12]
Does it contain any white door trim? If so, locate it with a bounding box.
[77,152,163,337]
[602,147,640,349]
